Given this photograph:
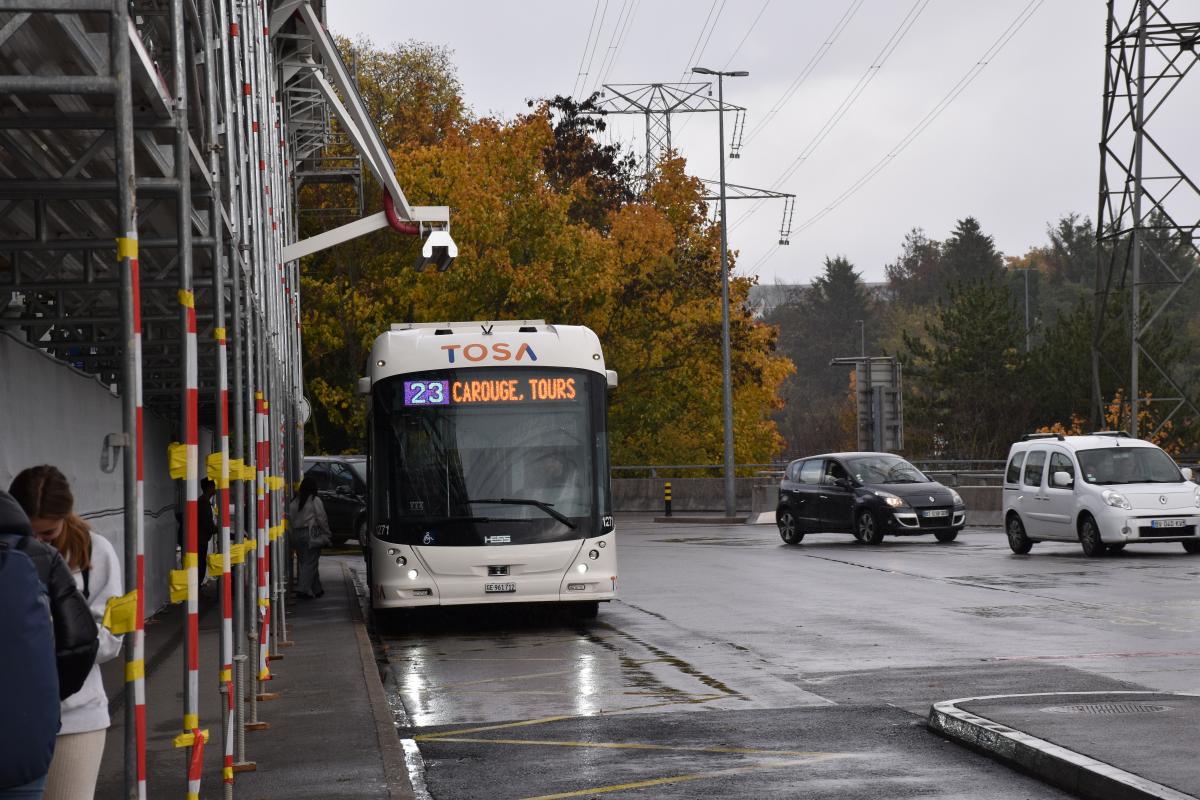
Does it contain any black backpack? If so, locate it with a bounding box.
[0,542,60,789]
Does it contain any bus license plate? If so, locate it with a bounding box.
[1151,519,1187,529]
[922,509,949,518]
[485,582,516,593]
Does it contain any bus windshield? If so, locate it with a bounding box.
[372,367,608,546]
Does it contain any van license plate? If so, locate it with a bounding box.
[922,509,949,518]
[485,582,516,593]
[1151,519,1186,529]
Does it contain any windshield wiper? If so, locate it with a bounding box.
[402,514,492,523]
[470,498,577,529]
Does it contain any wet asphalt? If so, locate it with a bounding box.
[355,515,1200,799]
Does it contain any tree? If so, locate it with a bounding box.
[885,228,942,307]
[902,281,1029,458]
[940,217,1005,287]
[767,256,874,456]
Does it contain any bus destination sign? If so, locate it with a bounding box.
[404,376,578,406]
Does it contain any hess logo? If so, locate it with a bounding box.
[441,342,537,364]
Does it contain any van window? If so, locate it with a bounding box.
[798,460,823,485]
[786,461,802,482]
[1005,452,1025,484]
[1023,450,1047,487]
[1049,452,1075,486]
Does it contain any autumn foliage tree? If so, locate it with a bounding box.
[298,38,790,467]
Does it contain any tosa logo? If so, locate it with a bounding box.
[441,342,537,364]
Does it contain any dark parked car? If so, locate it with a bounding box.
[301,455,367,547]
[776,452,966,545]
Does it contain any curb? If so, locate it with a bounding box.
[345,562,417,800]
[653,515,747,524]
[928,691,1199,800]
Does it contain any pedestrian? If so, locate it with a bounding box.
[288,474,331,599]
[198,477,217,584]
[0,490,98,701]
[9,466,123,800]
[0,491,78,800]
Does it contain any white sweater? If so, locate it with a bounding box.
[60,530,124,735]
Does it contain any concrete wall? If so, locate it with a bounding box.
[0,334,179,613]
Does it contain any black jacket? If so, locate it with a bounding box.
[0,490,99,699]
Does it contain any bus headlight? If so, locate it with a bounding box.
[588,549,600,560]
[576,564,588,574]
[407,569,419,580]
[395,556,407,566]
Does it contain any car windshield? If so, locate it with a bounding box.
[347,460,366,485]
[1077,446,1183,485]
[846,454,928,484]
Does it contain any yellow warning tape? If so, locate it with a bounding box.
[214,326,226,341]
[257,598,270,608]
[206,453,228,488]
[223,767,233,781]
[268,524,283,541]
[172,728,210,749]
[206,553,225,578]
[267,475,284,491]
[220,668,232,683]
[103,590,138,635]
[116,236,138,261]
[167,442,186,479]
[182,553,198,570]
[258,668,271,680]
[229,542,246,565]
[169,569,188,604]
[184,714,199,730]
[125,659,145,682]
[178,289,195,308]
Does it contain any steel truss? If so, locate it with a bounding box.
[1095,0,1200,438]
[0,2,431,797]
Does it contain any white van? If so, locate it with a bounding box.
[1002,432,1199,556]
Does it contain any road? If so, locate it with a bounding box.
[351,515,1200,799]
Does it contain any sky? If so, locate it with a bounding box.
[327,1,1129,287]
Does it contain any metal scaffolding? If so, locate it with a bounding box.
[0,2,446,796]
[1095,0,1200,438]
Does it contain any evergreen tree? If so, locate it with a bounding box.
[941,217,1005,287]
[885,228,942,307]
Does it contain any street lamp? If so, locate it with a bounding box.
[1011,267,1034,352]
[692,66,747,518]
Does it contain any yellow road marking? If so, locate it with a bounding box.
[438,669,575,689]
[517,755,848,800]
[417,736,841,758]
[417,715,577,740]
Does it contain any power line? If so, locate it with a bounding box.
[733,0,930,229]
[743,0,864,144]
[576,0,612,99]
[749,0,1046,274]
[677,0,722,85]
[572,0,605,98]
[592,0,641,95]
[692,0,728,72]
[723,0,771,69]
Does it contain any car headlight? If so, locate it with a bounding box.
[1102,489,1132,510]
[874,490,907,509]
[951,490,963,506]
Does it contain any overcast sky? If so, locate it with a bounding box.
[328,1,1116,286]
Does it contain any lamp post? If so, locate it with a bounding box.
[693,66,747,518]
[856,320,865,357]
[1012,268,1033,352]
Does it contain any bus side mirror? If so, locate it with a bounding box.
[606,370,618,389]
[357,377,371,395]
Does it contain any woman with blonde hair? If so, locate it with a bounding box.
[9,466,123,800]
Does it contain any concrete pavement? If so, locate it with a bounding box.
[930,691,1200,800]
[96,556,412,799]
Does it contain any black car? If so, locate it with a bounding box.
[776,452,966,545]
[301,455,367,547]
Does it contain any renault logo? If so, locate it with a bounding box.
[1160,495,1168,505]
[929,496,935,503]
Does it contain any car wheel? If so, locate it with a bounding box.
[934,530,958,543]
[1006,515,1033,554]
[1107,543,1126,554]
[777,509,804,545]
[1182,541,1200,554]
[1078,515,1107,557]
[857,510,884,545]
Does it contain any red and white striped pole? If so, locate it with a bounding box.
[181,287,201,800]
[255,392,271,686]
[216,326,234,790]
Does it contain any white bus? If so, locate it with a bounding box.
[360,321,618,620]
